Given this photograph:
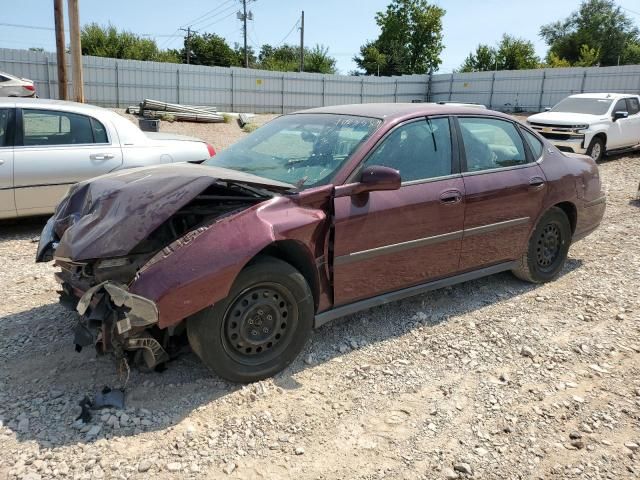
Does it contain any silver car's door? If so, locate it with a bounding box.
[0,107,16,219]
[13,108,123,216]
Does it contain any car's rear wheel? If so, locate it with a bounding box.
[187,257,313,383]
[587,136,605,162]
[512,207,572,283]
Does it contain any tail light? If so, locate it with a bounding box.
[206,143,216,157]
[23,84,35,92]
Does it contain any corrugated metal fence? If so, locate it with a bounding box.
[2,48,640,113]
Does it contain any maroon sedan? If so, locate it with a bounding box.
[37,103,606,383]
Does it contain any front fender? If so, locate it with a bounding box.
[129,196,328,329]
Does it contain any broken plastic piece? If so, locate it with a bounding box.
[94,386,125,410]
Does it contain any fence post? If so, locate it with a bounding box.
[176,68,180,104]
[448,73,454,101]
[45,56,52,99]
[394,78,398,103]
[115,62,120,108]
[538,70,546,112]
[580,70,587,93]
[426,71,432,102]
[230,70,234,112]
[360,77,364,104]
[488,71,496,110]
[282,74,286,114]
[322,76,326,106]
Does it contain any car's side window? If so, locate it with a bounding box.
[520,127,544,159]
[0,75,9,83]
[91,118,109,143]
[626,98,640,115]
[613,99,628,114]
[458,117,527,172]
[22,109,97,146]
[362,118,452,182]
[0,109,12,147]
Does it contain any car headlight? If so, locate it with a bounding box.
[573,124,589,133]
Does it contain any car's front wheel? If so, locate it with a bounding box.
[586,136,605,162]
[512,207,572,283]
[187,257,314,383]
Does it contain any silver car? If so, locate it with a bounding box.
[0,71,36,97]
[0,99,217,219]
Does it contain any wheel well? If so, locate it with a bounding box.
[591,132,606,146]
[254,241,320,312]
[554,201,577,234]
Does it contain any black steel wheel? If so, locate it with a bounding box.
[512,207,572,283]
[187,257,313,383]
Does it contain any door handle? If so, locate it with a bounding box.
[529,177,546,189]
[90,153,115,160]
[440,189,463,204]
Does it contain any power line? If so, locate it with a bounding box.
[276,19,300,46]
[181,0,235,28]
[198,4,241,31]
[0,22,56,31]
[620,5,640,16]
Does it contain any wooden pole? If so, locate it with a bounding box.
[67,0,84,102]
[53,0,68,100]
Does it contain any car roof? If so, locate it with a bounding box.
[568,93,637,100]
[293,102,510,121]
[1,97,107,112]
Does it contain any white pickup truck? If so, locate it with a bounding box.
[526,93,640,161]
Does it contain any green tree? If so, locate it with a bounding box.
[304,45,337,74]
[354,0,445,76]
[496,34,540,70]
[183,32,238,67]
[460,44,497,72]
[81,23,179,62]
[540,0,640,66]
[256,44,337,74]
[574,44,600,66]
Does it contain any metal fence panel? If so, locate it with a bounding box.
[2,48,640,114]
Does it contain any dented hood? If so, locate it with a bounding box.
[45,163,293,262]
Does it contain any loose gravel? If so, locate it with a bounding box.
[0,128,639,479]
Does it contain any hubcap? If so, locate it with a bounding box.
[590,143,601,160]
[224,284,293,358]
[536,223,562,269]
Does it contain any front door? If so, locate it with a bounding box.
[0,108,16,219]
[456,116,547,270]
[13,108,123,216]
[332,117,465,306]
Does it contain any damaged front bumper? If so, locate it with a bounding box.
[73,281,169,369]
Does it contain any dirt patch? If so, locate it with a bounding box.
[0,150,639,478]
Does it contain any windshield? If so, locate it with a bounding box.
[204,114,381,188]
[551,97,613,115]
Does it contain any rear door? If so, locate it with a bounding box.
[624,97,640,146]
[608,98,637,148]
[456,116,547,271]
[332,116,465,305]
[0,107,16,219]
[13,108,123,216]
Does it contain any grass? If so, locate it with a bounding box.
[222,113,235,124]
[158,113,176,123]
[242,123,259,133]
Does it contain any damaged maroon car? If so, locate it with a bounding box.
[36,104,606,383]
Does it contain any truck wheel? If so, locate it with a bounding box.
[586,137,604,162]
[187,257,314,383]
[512,207,572,284]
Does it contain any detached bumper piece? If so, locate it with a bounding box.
[74,282,169,369]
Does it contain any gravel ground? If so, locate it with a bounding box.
[0,134,639,479]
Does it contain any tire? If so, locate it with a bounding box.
[512,207,572,284]
[187,257,314,383]
[586,136,605,162]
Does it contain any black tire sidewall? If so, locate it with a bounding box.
[187,258,314,383]
[526,209,572,282]
[587,137,604,162]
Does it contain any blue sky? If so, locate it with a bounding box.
[2,0,639,73]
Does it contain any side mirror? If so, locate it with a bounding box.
[334,165,401,197]
[613,110,629,121]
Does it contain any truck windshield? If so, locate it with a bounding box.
[204,114,380,189]
[551,98,613,115]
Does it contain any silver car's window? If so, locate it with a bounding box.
[22,109,107,146]
[459,117,527,172]
[363,118,452,182]
[0,109,11,147]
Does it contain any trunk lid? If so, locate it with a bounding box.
[144,132,205,143]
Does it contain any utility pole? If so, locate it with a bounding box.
[53,0,68,100]
[299,10,304,72]
[67,0,84,102]
[237,0,253,68]
[180,27,192,64]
